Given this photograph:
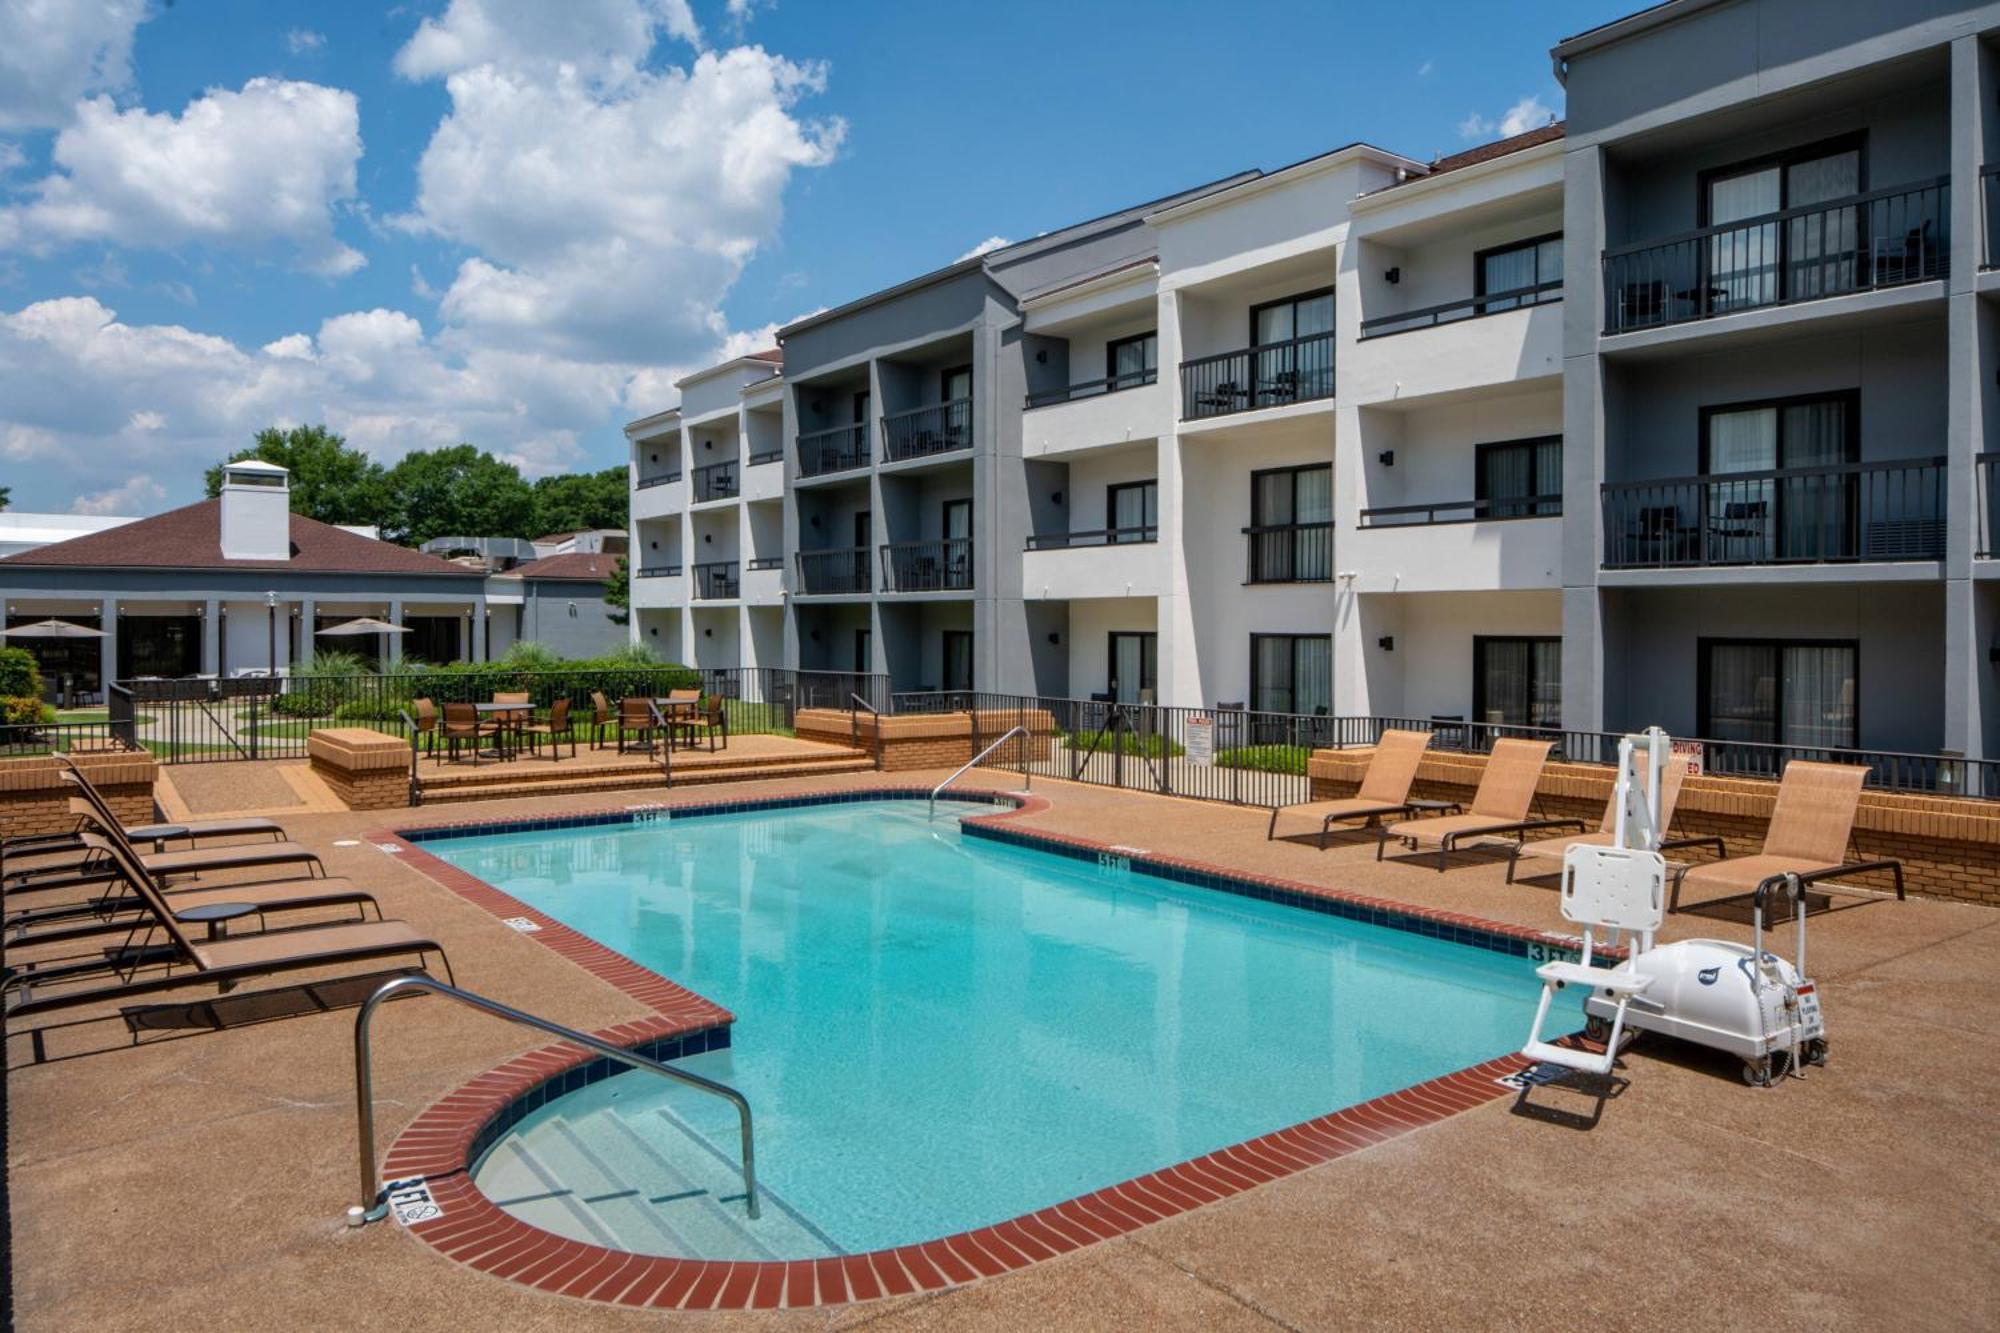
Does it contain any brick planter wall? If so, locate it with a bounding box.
[1310,746,2000,905]
[307,727,413,810]
[794,710,1056,773]
[0,751,157,837]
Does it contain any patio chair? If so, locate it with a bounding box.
[616,697,658,754]
[1669,760,1904,913]
[1505,756,1726,883]
[675,695,728,753]
[588,691,612,749]
[1377,738,1575,872]
[1267,729,1434,849]
[5,788,323,899]
[3,826,448,1044]
[520,698,575,761]
[410,698,438,756]
[440,702,493,766]
[3,758,284,877]
[491,691,532,751]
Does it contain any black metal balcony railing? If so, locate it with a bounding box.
[1357,495,1563,527]
[1979,452,2000,559]
[881,398,972,462]
[1984,166,2000,270]
[1023,525,1158,550]
[636,469,682,490]
[795,547,872,594]
[1181,331,1335,421]
[691,461,738,502]
[635,563,682,577]
[1603,178,1948,334]
[1358,280,1563,340]
[746,448,784,467]
[880,538,973,592]
[1601,457,1947,568]
[1243,521,1333,583]
[691,560,739,598]
[745,556,784,571]
[797,423,870,478]
[1024,368,1157,409]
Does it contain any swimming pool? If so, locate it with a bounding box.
[422,798,1577,1261]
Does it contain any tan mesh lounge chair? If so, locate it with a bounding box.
[1669,760,1904,913]
[5,828,380,951]
[5,787,323,897]
[1504,756,1726,883]
[3,826,448,1053]
[1377,738,1573,872]
[3,756,284,878]
[1267,729,1435,848]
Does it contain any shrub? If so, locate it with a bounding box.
[0,645,44,699]
[1,696,54,725]
[1066,728,1184,759]
[1214,744,1311,775]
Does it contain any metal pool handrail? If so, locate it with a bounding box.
[346,975,759,1226]
[850,692,883,769]
[930,725,1028,818]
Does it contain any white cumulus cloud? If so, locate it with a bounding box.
[72,473,164,515]
[0,0,149,131]
[395,0,702,81]
[0,78,365,277]
[956,236,1010,262]
[286,29,327,55]
[1457,94,1557,142]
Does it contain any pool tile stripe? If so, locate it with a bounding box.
[377,783,1578,1310]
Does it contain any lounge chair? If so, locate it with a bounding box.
[1377,738,1575,872]
[1669,760,1904,913]
[2,756,285,877]
[5,787,323,898]
[5,827,379,952]
[1505,756,1726,883]
[674,695,728,753]
[4,827,448,1057]
[1266,729,1434,848]
[521,697,575,761]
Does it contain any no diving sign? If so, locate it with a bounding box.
[385,1176,444,1226]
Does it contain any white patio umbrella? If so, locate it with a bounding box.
[0,618,106,638]
[314,617,412,637]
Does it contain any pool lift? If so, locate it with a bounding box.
[1519,727,1827,1088]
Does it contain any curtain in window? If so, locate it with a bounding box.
[1781,644,1856,750]
[1293,636,1331,716]
[1252,636,1293,713]
[1294,467,1331,579]
[1778,397,1852,559]
[1112,335,1157,384]
[1529,640,1562,728]
[1706,643,1779,744]
[1110,633,1156,704]
[1482,446,1533,517]
[1706,407,1779,562]
[1785,150,1861,299]
[1110,482,1156,539]
[1252,470,1296,581]
[1709,166,1782,311]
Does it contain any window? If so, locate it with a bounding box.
[853,628,871,674]
[942,630,974,693]
[1249,288,1336,405]
[1250,634,1331,717]
[940,365,972,403]
[119,615,202,679]
[1105,331,1157,389]
[1247,464,1332,582]
[1473,637,1562,730]
[1700,639,1857,751]
[404,616,462,665]
[1701,390,1858,562]
[851,391,870,424]
[1476,437,1563,519]
[1107,480,1158,542]
[1702,135,1864,311]
[1476,233,1563,310]
[1107,632,1157,704]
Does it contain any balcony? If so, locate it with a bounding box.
[1243,522,1332,584]
[1985,166,2000,270]
[1022,525,1157,549]
[691,461,738,503]
[1602,179,1948,335]
[1358,281,1563,340]
[1979,452,1999,559]
[795,547,871,595]
[1350,501,1561,593]
[636,562,683,577]
[1180,332,1334,421]
[880,538,972,593]
[635,468,682,489]
[1025,368,1156,408]
[1601,458,1947,569]
[1357,495,1562,527]
[798,423,869,478]
[691,560,739,599]
[881,399,972,463]
[747,447,783,467]
[1022,529,1160,600]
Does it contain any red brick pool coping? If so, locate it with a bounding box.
[369,786,1585,1311]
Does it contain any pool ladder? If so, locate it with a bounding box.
[929,725,1029,819]
[347,975,760,1226]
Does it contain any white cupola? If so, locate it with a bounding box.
[219,459,292,561]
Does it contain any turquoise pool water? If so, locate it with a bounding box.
[431,800,1573,1259]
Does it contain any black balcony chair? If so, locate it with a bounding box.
[1195,380,1245,414]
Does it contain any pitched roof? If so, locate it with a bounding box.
[1419,123,1565,180]
[745,347,782,363]
[503,552,617,581]
[0,499,481,576]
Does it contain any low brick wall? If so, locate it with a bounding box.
[0,750,159,838]
[1309,746,2000,905]
[794,709,1055,773]
[308,727,413,811]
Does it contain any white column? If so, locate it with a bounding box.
[1155,287,1203,708]
[200,598,220,675]
[298,598,316,667]
[386,598,404,665]
[471,597,487,661]
[1944,35,1985,764]
[99,596,117,699]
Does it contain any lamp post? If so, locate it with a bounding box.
[266,591,278,675]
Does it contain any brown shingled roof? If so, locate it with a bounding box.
[0,499,481,576]
[1416,122,1565,182]
[504,552,618,581]
[746,347,782,363]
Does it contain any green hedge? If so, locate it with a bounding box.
[1214,744,1311,775]
[0,646,44,699]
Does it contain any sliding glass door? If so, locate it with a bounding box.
[1701,639,1857,751]
[1706,141,1862,314]
[1702,392,1856,563]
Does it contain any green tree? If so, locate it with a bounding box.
[204,425,389,527]
[605,554,631,626]
[530,466,628,536]
[0,484,10,510]
[381,444,537,545]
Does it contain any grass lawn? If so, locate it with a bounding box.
[54,708,156,725]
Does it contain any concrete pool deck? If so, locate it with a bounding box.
[5,767,1997,1330]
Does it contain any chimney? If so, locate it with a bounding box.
[219,460,292,561]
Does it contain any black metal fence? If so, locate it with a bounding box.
[691,461,739,502]
[881,538,973,592]
[1358,279,1563,339]
[797,423,870,477]
[881,398,972,462]
[691,561,739,599]
[1180,331,1335,421]
[1243,522,1332,583]
[796,547,871,594]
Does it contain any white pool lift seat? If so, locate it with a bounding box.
[1520,729,1670,1076]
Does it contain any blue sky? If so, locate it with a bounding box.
[0,0,1633,516]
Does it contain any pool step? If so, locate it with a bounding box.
[474,1059,833,1261]
[417,755,876,806]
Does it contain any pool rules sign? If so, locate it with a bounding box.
[1185,714,1214,767]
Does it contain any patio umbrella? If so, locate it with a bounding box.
[0,618,106,638]
[314,617,412,636]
